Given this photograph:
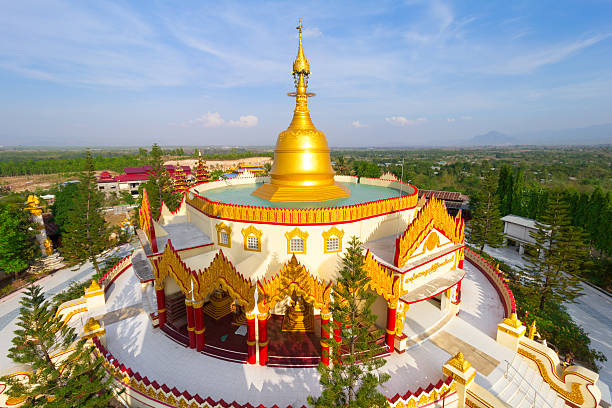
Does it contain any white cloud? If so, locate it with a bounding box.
[482,34,611,75]
[447,117,456,122]
[180,112,258,128]
[352,120,367,128]
[385,116,427,126]
[302,27,322,38]
[229,115,258,127]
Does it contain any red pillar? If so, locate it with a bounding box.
[185,299,196,349]
[246,313,256,364]
[458,249,464,269]
[194,300,205,352]
[455,280,462,304]
[258,314,269,366]
[320,311,331,366]
[385,302,397,352]
[155,285,166,328]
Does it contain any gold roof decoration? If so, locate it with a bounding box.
[84,317,102,333]
[257,254,331,314]
[394,196,464,268]
[292,19,310,75]
[25,194,43,215]
[87,279,102,293]
[448,352,471,372]
[502,312,523,328]
[251,21,349,202]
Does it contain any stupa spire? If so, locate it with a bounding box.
[292,19,310,75]
[251,21,350,202]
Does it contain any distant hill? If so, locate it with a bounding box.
[467,131,517,146]
[464,124,612,146]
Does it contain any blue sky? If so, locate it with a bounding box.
[0,0,611,147]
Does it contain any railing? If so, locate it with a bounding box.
[464,248,516,317]
[186,187,417,227]
[98,252,134,290]
[518,338,600,407]
[502,359,555,408]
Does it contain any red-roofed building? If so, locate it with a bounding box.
[97,165,193,197]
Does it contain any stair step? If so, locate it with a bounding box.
[500,377,521,401]
[489,366,507,391]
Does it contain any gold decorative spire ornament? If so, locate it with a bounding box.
[252,20,350,202]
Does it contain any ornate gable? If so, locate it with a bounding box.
[258,255,331,314]
[394,196,464,268]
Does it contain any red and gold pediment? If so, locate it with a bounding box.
[257,255,331,315]
[394,196,464,268]
[408,229,452,260]
[153,241,256,311]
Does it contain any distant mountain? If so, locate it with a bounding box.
[464,124,612,146]
[466,131,517,146]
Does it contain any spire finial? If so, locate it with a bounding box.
[293,19,310,75]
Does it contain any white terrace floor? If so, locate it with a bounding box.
[96,258,510,407]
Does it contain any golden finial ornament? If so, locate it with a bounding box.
[528,320,538,339]
[448,352,471,372]
[502,312,523,329]
[292,19,310,75]
[252,21,350,202]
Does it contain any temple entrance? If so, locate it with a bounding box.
[265,290,321,367]
[201,288,249,363]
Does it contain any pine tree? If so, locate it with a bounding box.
[0,285,113,407]
[61,150,109,275]
[0,203,35,279]
[309,236,389,408]
[139,143,180,219]
[496,164,513,216]
[469,169,504,252]
[522,191,587,311]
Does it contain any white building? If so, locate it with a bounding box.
[501,214,538,254]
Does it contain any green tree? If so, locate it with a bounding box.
[309,236,389,408]
[0,285,113,407]
[0,204,36,279]
[209,168,226,181]
[333,156,349,175]
[353,161,381,179]
[139,143,180,219]
[522,192,587,311]
[469,169,504,252]
[51,182,80,232]
[61,151,109,275]
[118,191,135,205]
[497,164,513,216]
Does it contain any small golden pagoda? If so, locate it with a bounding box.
[252,21,350,202]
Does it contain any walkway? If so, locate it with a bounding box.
[0,245,133,373]
[92,258,508,407]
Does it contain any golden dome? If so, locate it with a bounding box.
[252,22,349,202]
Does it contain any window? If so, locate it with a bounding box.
[216,222,232,248]
[290,238,304,253]
[220,231,229,245]
[322,227,344,253]
[241,225,262,252]
[247,235,259,250]
[285,227,308,254]
[326,237,339,252]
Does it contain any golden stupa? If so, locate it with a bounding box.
[252,22,350,202]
